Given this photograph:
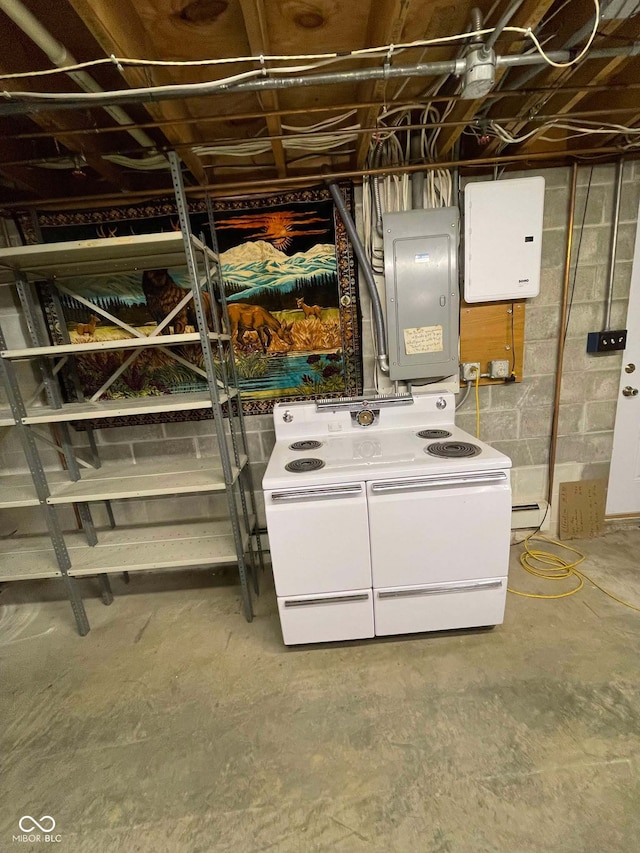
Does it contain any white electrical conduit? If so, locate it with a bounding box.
[0,0,158,155]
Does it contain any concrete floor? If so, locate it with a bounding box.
[2,527,640,853]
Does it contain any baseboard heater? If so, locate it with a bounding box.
[511,501,549,530]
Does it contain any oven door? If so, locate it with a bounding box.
[367,470,511,588]
[264,482,371,596]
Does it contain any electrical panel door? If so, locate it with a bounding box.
[383,208,459,381]
[464,176,545,302]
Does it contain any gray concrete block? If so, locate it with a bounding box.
[491,438,549,466]
[511,465,548,501]
[578,164,615,186]
[74,442,135,465]
[575,184,609,226]
[584,370,621,402]
[608,299,629,329]
[616,223,638,262]
[261,430,276,458]
[612,261,633,300]
[523,341,557,376]
[491,374,554,411]
[543,188,570,230]
[571,226,609,265]
[454,412,476,436]
[536,268,563,305]
[244,430,264,463]
[585,401,616,433]
[619,180,640,223]
[525,305,561,341]
[564,302,604,338]
[559,371,586,405]
[477,409,518,442]
[244,414,273,433]
[555,431,614,464]
[582,461,611,483]
[133,438,196,462]
[540,229,567,269]
[98,423,165,444]
[558,403,584,436]
[566,266,597,304]
[162,419,215,438]
[543,167,570,188]
[520,405,552,439]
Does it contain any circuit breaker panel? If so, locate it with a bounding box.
[383,208,459,381]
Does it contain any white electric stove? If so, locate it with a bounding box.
[263,392,512,645]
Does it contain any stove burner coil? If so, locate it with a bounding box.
[426,441,481,459]
[285,458,325,473]
[417,429,452,439]
[289,440,323,451]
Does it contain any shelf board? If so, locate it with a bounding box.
[22,389,236,424]
[47,455,247,503]
[0,517,251,582]
[1,331,231,360]
[0,409,15,427]
[0,232,216,284]
[67,519,249,576]
[0,470,71,508]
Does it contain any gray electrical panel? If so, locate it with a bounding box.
[383,207,459,381]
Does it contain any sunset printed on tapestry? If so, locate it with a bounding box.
[21,185,362,420]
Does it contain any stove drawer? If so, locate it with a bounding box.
[265,482,371,596]
[277,589,374,645]
[373,577,507,637]
[367,472,511,587]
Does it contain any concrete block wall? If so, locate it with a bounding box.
[455,163,638,519]
[1,161,638,538]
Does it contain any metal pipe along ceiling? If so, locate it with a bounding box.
[1,45,639,116]
[0,0,158,152]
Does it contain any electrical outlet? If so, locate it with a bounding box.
[461,362,481,381]
[586,329,627,354]
[489,359,510,379]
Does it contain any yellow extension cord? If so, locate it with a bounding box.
[509,531,640,612]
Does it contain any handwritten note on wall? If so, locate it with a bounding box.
[403,325,444,355]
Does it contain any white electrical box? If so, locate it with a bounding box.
[464,176,545,302]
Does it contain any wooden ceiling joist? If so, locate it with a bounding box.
[238,0,287,178]
[67,0,208,186]
[355,0,416,168]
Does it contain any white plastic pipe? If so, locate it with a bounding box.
[0,0,158,152]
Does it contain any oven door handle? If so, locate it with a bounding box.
[284,593,370,608]
[369,471,508,494]
[270,484,363,502]
[377,579,503,599]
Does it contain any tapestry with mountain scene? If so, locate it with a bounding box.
[17,184,362,422]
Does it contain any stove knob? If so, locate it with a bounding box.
[356,409,375,427]
[282,410,293,423]
[436,397,447,410]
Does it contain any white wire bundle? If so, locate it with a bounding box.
[0,0,600,97]
[486,117,640,148]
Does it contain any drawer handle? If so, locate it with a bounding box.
[271,485,362,502]
[377,580,503,600]
[284,593,369,608]
[370,472,507,494]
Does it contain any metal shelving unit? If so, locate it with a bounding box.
[0,151,263,633]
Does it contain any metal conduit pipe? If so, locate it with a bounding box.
[0,0,158,151]
[482,0,525,56]
[371,138,386,236]
[326,179,389,373]
[4,46,640,117]
[604,157,624,331]
[469,8,484,43]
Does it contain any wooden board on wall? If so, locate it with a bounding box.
[459,300,525,384]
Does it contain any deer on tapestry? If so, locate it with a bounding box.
[141,269,221,335]
[296,297,322,320]
[76,314,100,337]
[227,303,294,354]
